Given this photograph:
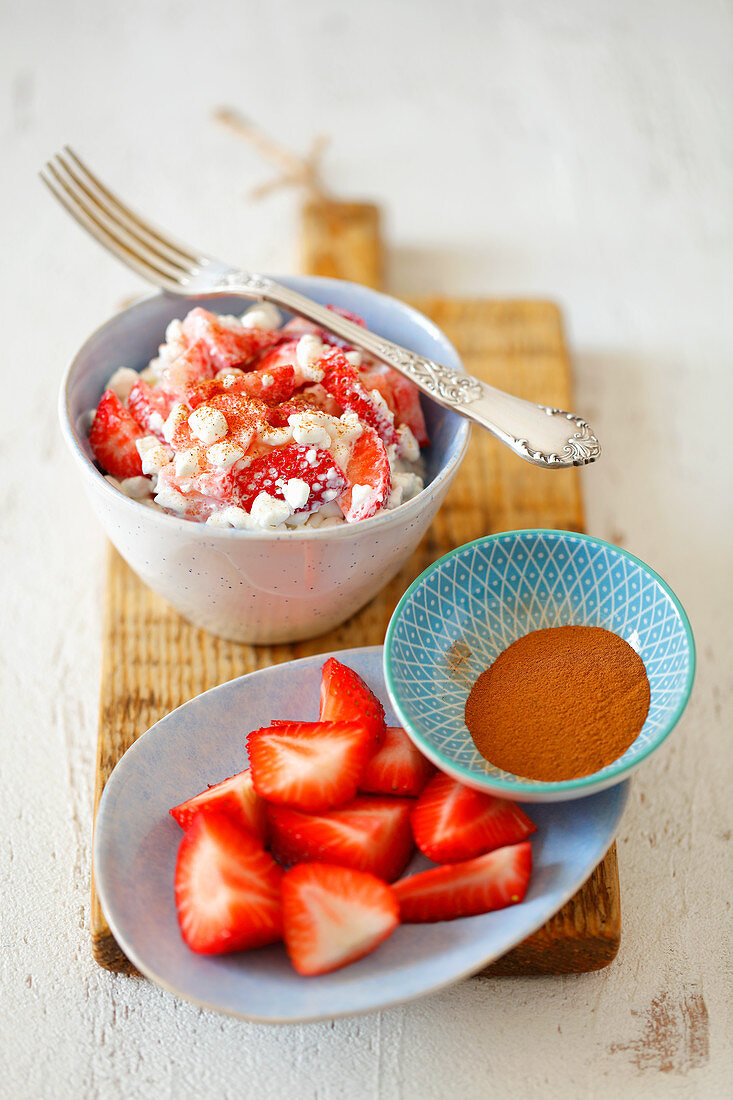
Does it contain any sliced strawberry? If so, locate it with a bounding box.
[281,317,322,339]
[89,389,145,478]
[266,795,415,883]
[388,371,429,446]
[266,385,342,426]
[153,462,224,520]
[231,443,347,515]
[252,339,299,372]
[252,339,324,389]
[337,426,392,523]
[247,721,373,812]
[169,768,267,843]
[184,376,239,411]
[281,306,366,353]
[319,658,386,747]
[182,308,279,370]
[393,841,532,923]
[359,727,435,797]
[319,304,367,350]
[281,863,399,975]
[360,365,396,412]
[321,353,400,448]
[127,378,171,440]
[160,339,215,402]
[411,773,537,863]
[174,811,283,954]
[185,363,296,411]
[240,362,296,403]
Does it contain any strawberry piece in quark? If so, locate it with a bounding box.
[154,464,225,520]
[359,365,396,409]
[318,305,367,351]
[337,427,391,523]
[266,386,342,427]
[168,392,271,457]
[185,363,296,410]
[127,378,171,440]
[181,308,279,371]
[254,338,333,389]
[361,366,429,447]
[388,371,429,446]
[159,340,215,403]
[253,340,300,374]
[281,306,366,353]
[321,353,400,449]
[89,390,145,479]
[231,443,347,515]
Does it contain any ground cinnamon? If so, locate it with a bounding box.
[464,626,650,781]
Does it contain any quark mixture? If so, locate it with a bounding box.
[88,303,429,531]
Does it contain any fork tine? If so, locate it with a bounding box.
[62,146,204,268]
[40,162,183,293]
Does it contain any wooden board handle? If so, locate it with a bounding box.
[299,199,382,288]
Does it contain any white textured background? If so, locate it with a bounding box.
[1,1,731,1097]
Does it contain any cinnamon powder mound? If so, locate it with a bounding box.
[464,626,650,781]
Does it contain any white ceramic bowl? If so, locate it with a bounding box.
[60,276,470,643]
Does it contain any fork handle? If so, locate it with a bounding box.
[217,273,601,468]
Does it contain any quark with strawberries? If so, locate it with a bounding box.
[89,303,429,530]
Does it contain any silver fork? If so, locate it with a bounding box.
[40,147,600,468]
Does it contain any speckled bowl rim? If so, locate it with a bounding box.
[383,529,696,798]
[58,277,471,541]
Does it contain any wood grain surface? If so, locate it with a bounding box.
[299,199,382,287]
[91,272,621,976]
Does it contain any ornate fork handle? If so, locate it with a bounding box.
[215,273,601,469]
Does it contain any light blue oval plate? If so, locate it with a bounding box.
[94,645,629,1024]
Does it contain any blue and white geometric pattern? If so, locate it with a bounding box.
[385,531,695,800]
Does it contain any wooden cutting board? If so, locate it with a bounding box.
[90,199,621,977]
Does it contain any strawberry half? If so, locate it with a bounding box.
[160,339,215,402]
[281,863,399,976]
[89,389,145,478]
[247,721,373,812]
[231,443,347,515]
[319,658,386,747]
[388,371,429,446]
[169,767,267,843]
[337,426,392,523]
[393,841,533,923]
[185,363,296,410]
[318,304,367,350]
[174,811,283,954]
[321,352,400,448]
[411,773,537,863]
[359,727,435,797]
[266,795,415,883]
[181,308,279,370]
[239,362,296,403]
[127,378,170,440]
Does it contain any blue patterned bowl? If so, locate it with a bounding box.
[384,530,695,801]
